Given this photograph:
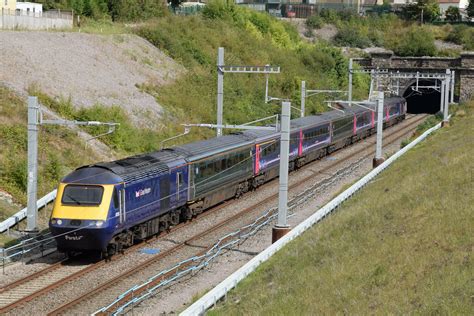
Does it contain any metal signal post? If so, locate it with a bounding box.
[272,101,291,243]
[216,47,280,137]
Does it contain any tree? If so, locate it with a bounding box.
[400,0,440,23]
[468,0,474,18]
[445,6,461,22]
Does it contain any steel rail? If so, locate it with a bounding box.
[47,114,427,315]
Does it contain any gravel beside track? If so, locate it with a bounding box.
[1,115,427,315]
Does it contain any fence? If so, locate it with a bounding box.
[0,8,73,30]
[181,118,446,315]
[282,3,358,18]
[0,190,57,233]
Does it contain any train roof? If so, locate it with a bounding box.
[173,134,254,162]
[62,167,122,185]
[87,150,186,183]
[290,114,330,128]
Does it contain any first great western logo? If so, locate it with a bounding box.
[135,187,151,198]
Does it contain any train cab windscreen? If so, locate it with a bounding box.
[61,185,104,206]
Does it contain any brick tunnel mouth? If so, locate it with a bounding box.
[403,80,441,114]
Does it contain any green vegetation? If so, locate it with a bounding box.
[445,24,474,50]
[391,26,437,57]
[305,15,324,30]
[311,10,439,56]
[445,6,461,22]
[136,1,369,130]
[37,0,167,21]
[210,101,474,314]
[467,0,474,18]
[306,8,470,57]
[400,0,441,23]
[28,87,178,154]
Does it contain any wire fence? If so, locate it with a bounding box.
[1,231,57,274]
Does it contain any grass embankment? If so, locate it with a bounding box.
[210,102,473,314]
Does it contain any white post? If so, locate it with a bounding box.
[396,70,400,95]
[369,70,374,100]
[272,101,291,243]
[375,72,379,93]
[416,71,419,91]
[373,92,385,168]
[27,96,39,232]
[216,47,224,137]
[265,64,270,103]
[440,78,445,113]
[443,69,451,126]
[348,58,353,103]
[301,81,306,118]
[450,70,455,104]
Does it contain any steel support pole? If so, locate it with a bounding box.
[26,96,39,232]
[216,47,224,137]
[369,69,374,100]
[348,58,353,103]
[443,69,451,127]
[450,70,455,104]
[272,101,291,243]
[264,64,271,103]
[373,92,385,168]
[300,80,305,118]
[440,79,445,113]
[396,71,400,95]
[375,72,380,93]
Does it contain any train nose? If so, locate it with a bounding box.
[49,220,113,251]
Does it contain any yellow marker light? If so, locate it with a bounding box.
[51,219,57,225]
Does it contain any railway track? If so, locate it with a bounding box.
[0,114,427,315]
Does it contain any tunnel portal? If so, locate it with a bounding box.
[402,80,442,114]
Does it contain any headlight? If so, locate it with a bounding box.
[57,219,63,225]
[50,219,57,225]
[95,220,104,227]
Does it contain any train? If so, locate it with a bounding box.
[49,96,407,256]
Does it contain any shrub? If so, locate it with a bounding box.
[445,6,461,22]
[334,26,371,48]
[446,24,474,50]
[392,26,436,56]
[202,0,237,20]
[306,15,323,29]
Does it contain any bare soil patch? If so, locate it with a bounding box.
[0,31,184,128]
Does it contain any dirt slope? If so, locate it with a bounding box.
[0,31,184,128]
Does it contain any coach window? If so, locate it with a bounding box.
[389,106,399,116]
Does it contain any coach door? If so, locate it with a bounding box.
[117,184,126,225]
[160,176,170,213]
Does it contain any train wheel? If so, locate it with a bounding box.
[170,210,180,226]
[181,207,192,221]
